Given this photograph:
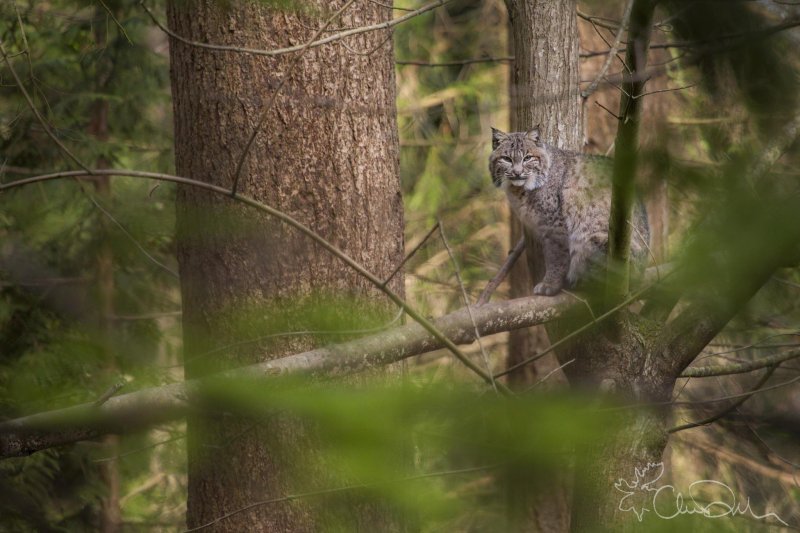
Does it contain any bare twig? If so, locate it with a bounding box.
[594,100,622,121]
[582,0,635,99]
[580,18,800,58]
[77,184,179,277]
[230,0,359,195]
[0,41,90,172]
[527,359,574,390]
[669,366,777,433]
[682,348,800,378]
[94,433,185,463]
[366,0,415,12]
[94,379,129,407]
[382,222,440,287]
[97,0,132,44]
[577,8,622,31]
[396,56,514,67]
[439,220,497,392]
[477,237,525,305]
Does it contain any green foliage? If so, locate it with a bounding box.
[191,377,624,530]
[1,0,180,529]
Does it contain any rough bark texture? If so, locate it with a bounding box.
[504,0,582,388]
[504,1,582,531]
[167,1,403,530]
[504,0,582,385]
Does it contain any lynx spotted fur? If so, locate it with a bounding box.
[489,127,649,296]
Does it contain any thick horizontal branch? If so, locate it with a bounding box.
[0,293,571,459]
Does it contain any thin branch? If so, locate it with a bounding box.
[94,379,129,407]
[527,359,574,390]
[582,0,635,99]
[439,220,497,392]
[337,28,393,56]
[396,56,514,67]
[682,349,800,378]
[230,0,359,195]
[94,433,185,463]
[97,0,132,44]
[576,8,622,31]
[669,366,777,433]
[606,374,800,412]
[383,222,440,287]
[0,169,504,391]
[366,0,416,12]
[77,183,179,277]
[580,18,800,58]
[594,100,622,121]
[140,0,451,58]
[0,40,90,172]
[477,236,525,305]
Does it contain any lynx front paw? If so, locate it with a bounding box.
[533,280,562,296]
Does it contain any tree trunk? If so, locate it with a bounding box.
[505,0,583,389]
[167,2,404,530]
[89,9,120,532]
[504,1,582,531]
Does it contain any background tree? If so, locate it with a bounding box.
[0,1,177,529]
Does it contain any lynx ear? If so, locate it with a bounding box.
[525,125,542,145]
[491,127,508,150]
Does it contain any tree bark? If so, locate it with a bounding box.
[167,1,404,530]
[504,1,582,531]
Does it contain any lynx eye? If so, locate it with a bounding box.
[499,156,512,163]
[523,155,536,163]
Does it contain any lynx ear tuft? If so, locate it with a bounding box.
[525,125,541,145]
[491,127,508,150]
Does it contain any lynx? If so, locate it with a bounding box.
[489,127,649,296]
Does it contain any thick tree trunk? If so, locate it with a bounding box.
[504,1,582,531]
[505,0,583,388]
[167,1,404,530]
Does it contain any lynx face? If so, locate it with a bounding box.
[488,127,549,191]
